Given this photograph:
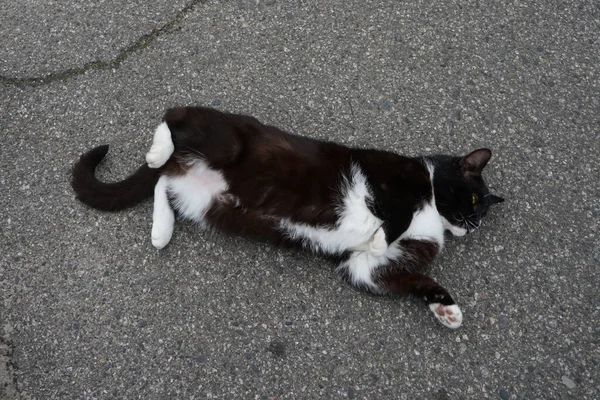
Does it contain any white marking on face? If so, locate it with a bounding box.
[424,159,435,182]
[279,164,382,255]
[168,160,228,222]
[151,175,175,249]
[146,122,174,168]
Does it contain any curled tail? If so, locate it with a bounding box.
[71,145,160,211]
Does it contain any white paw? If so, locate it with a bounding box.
[429,303,463,329]
[146,143,174,168]
[151,212,174,249]
[369,227,388,258]
[146,122,174,168]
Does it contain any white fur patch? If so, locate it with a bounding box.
[146,122,174,168]
[426,161,468,238]
[280,165,382,255]
[151,175,175,249]
[338,238,404,290]
[429,303,463,329]
[400,201,445,246]
[441,216,467,237]
[368,227,388,258]
[167,160,228,222]
[397,161,445,245]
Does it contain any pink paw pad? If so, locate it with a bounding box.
[429,303,463,329]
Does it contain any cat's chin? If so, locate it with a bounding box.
[441,217,468,237]
[448,226,467,237]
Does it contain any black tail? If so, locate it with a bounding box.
[71,145,160,211]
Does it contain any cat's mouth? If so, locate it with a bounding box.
[456,214,481,234]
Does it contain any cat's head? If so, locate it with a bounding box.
[429,149,504,236]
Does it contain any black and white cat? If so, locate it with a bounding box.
[72,106,504,329]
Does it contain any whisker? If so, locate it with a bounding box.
[465,218,477,231]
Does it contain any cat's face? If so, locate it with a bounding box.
[430,149,504,235]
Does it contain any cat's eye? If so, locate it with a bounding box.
[472,194,478,204]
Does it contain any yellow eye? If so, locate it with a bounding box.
[472,194,478,204]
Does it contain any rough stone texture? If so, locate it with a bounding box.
[0,341,19,400]
[0,0,192,78]
[1,0,599,399]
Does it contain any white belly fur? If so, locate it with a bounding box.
[167,160,228,222]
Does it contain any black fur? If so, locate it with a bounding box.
[72,145,160,211]
[429,150,504,231]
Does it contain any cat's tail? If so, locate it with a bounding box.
[71,145,160,211]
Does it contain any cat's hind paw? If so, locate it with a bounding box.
[369,227,388,258]
[151,188,175,250]
[146,143,173,168]
[146,122,174,168]
[429,303,463,329]
[151,217,174,249]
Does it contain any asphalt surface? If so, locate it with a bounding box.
[1,0,599,399]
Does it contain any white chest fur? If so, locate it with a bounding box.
[168,161,229,222]
[280,165,382,255]
[400,201,445,247]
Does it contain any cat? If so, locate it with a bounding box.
[72,106,504,329]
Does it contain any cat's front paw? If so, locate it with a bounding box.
[369,227,388,258]
[429,303,463,329]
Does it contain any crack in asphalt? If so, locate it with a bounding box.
[0,0,208,88]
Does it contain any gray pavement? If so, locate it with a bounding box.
[1,0,599,399]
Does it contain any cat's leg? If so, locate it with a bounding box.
[151,175,175,249]
[162,111,244,168]
[375,270,463,329]
[339,239,463,329]
[146,122,174,168]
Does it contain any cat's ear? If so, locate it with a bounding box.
[459,148,492,179]
[486,194,505,205]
